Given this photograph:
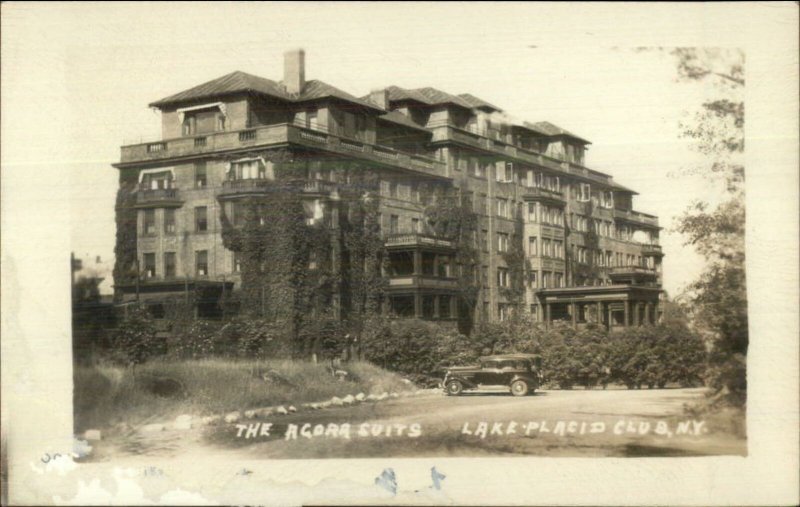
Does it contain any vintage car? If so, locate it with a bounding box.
[442,354,543,396]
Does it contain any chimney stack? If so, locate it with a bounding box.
[283,49,305,95]
[368,89,389,110]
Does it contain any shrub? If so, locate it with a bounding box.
[111,307,161,365]
[215,317,292,359]
[360,316,468,375]
[170,320,220,359]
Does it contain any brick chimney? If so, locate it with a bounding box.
[368,89,389,110]
[283,49,305,95]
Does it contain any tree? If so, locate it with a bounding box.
[671,48,747,407]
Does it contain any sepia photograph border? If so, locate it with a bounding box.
[2,2,798,506]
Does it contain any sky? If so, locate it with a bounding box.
[2,2,751,297]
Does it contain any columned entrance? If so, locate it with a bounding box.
[538,285,661,330]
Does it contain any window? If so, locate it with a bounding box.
[541,206,551,224]
[497,232,509,253]
[497,267,509,287]
[578,183,591,202]
[195,162,207,188]
[527,202,537,222]
[164,208,176,234]
[496,162,513,183]
[390,215,399,234]
[143,209,156,235]
[389,182,397,198]
[438,256,450,277]
[229,159,269,180]
[233,252,242,273]
[195,250,208,276]
[182,115,196,136]
[307,111,318,130]
[411,218,420,233]
[542,238,552,257]
[164,252,176,279]
[542,271,551,289]
[475,161,486,178]
[482,193,490,215]
[143,253,156,278]
[141,170,173,190]
[498,303,510,322]
[601,190,614,209]
[528,236,538,256]
[555,272,563,288]
[497,198,508,218]
[554,240,564,259]
[530,304,539,320]
[195,206,208,232]
[529,271,538,288]
[481,230,489,252]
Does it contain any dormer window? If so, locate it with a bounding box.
[177,102,227,136]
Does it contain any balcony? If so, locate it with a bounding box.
[521,186,566,206]
[384,233,456,250]
[613,208,660,228]
[217,178,339,200]
[428,122,618,188]
[387,275,459,290]
[134,187,183,208]
[609,265,658,284]
[118,123,448,180]
[640,243,664,256]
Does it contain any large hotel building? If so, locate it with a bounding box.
[113,50,664,330]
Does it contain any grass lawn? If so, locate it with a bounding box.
[74,359,413,432]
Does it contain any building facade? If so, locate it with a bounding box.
[113,49,664,331]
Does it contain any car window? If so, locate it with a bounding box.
[514,361,528,370]
[482,361,499,369]
[500,361,515,370]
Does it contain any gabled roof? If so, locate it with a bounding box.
[377,110,432,134]
[384,85,475,110]
[385,86,434,105]
[515,121,551,136]
[412,87,474,110]
[296,80,383,111]
[149,70,382,112]
[528,121,591,144]
[149,71,291,107]
[458,93,503,112]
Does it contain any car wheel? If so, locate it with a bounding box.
[446,380,464,396]
[510,380,529,397]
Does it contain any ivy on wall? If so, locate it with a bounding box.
[219,151,389,356]
[112,172,139,301]
[500,214,529,312]
[423,187,480,335]
[566,199,602,285]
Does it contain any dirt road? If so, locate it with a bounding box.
[94,387,745,460]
